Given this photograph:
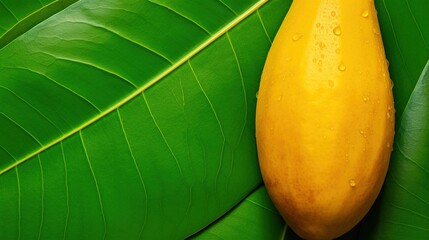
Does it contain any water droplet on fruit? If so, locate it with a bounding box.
[333,26,342,36]
[335,48,341,54]
[349,179,356,187]
[363,97,368,102]
[331,11,336,16]
[338,63,346,71]
[328,80,334,87]
[387,142,391,148]
[316,22,321,28]
[387,112,391,119]
[292,33,303,41]
[361,10,369,18]
[255,91,259,99]
[277,95,282,102]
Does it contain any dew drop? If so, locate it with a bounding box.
[316,22,321,28]
[277,95,283,102]
[338,63,346,71]
[331,11,336,16]
[256,91,259,99]
[387,142,391,149]
[361,10,369,18]
[349,179,356,188]
[292,33,303,41]
[335,48,341,54]
[333,26,342,36]
[363,97,368,102]
[360,130,364,135]
[328,80,334,87]
[387,112,391,119]
[270,127,274,132]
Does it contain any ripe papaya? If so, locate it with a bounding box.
[256,0,395,239]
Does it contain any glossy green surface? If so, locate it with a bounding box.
[0,0,289,239]
[376,0,429,118]
[0,0,428,239]
[0,0,56,37]
[191,186,285,239]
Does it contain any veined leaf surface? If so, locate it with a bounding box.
[0,0,289,239]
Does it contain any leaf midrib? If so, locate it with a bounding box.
[0,0,79,49]
[0,0,269,175]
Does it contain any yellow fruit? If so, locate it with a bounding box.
[255,0,395,239]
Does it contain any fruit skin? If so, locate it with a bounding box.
[255,0,395,239]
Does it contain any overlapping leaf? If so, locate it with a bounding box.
[191,186,285,239]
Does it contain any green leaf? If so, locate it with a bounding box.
[0,0,78,48]
[191,185,286,240]
[0,0,289,239]
[360,61,429,239]
[0,0,55,37]
[376,0,429,118]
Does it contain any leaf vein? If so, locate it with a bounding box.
[405,0,429,50]
[0,0,18,21]
[37,155,44,240]
[0,0,269,175]
[60,142,70,240]
[0,85,64,134]
[257,10,272,44]
[62,20,174,64]
[388,172,429,206]
[116,109,148,238]
[0,112,43,146]
[8,66,101,112]
[188,60,226,192]
[395,141,429,174]
[148,0,212,35]
[79,131,107,240]
[142,93,184,176]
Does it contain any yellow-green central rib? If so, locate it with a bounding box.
[0,0,269,175]
[0,0,79,49]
